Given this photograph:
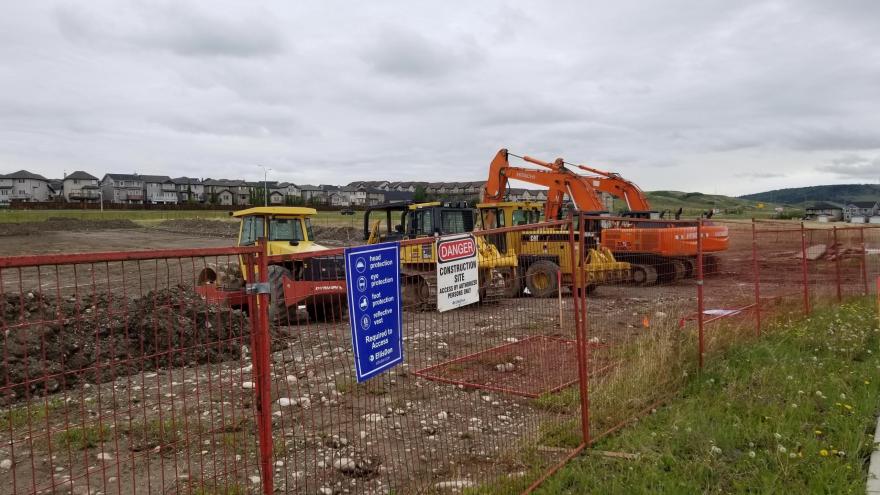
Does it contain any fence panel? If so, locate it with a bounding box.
[574,214,700,444]
[3,218,877,495]
[264,220,586,494]
[0,248,265,495]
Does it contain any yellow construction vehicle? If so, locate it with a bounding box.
[477,201,630,297]
[364,201,518,309]
[196,207,346,322]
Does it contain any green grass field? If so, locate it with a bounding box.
[535,299,880,494]
[0,208,366,227]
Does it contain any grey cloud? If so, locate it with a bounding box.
[735,171,786,179]
[1,1,880,195]
[54,3,282,57]
[786,127,880,152]
[362,27,484,78]
[823,155,880,179]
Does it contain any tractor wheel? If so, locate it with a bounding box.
[525,260,560,298]
[268,265,292,323]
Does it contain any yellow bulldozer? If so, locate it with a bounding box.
[364,201,519,309]
[477,201,630,297]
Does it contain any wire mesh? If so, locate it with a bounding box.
[2,221,878,494]
[0,248,265,495]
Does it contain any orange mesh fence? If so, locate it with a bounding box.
[2,220,877,494]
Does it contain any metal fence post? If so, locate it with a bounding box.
[697,218,705,369]
[833,226,842,302]
[800,222,811,315]
[253,239,274,495]
[569,213,590,446]
[860,227,869,296]
[751,219,761,336]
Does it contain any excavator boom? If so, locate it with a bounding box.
[483,149,606,217]
[481,148,729,284]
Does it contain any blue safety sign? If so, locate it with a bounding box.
[344,242,403,382]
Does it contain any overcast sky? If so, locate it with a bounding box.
[1,1,878,195]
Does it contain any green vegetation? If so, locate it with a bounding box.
[55,424,111,450]
[740,183,880,205]
[0,208,365,227]
[0,209,231,223]
[126,418,183,448]
[0,399,64,430]
[633,190,791,218]
[535,299,880,494]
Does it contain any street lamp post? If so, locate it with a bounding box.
[257,165,272,207]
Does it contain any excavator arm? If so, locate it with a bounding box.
[482,148,606,218]
[572,164,652,211]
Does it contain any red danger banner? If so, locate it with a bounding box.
[437,237,476,262]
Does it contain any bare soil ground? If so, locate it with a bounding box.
[1,219,866,494]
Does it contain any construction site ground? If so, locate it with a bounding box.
[0,218,872,494]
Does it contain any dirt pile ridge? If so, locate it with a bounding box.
[1,286,281,405]
[152,218,238,238]
[0,217,140,236]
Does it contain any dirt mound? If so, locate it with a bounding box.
[152,219,238,238]
[0,217,139,236]
[1,286,279,405]
[313,225,360,246]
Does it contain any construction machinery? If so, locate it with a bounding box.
[196,207,347,322]
[477,201,630,297]
[482,149,729,287]
[363,201,519,309]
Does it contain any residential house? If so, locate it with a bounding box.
[805,202,844,222]
[101,174,145,204]
[171,177,204,204]
[383,190,414,203]
[142,175,178,204]
[0,170,51,204]
[47,179,63,201]
[298,185,322,203]
[347,181,390,190]
[63,171,101,202]
[843,201,878,222]
[329,191,349,206]
[461,181,484,196]
[203,179,250,206]
[277,182,300,202]
[387,181,427,192]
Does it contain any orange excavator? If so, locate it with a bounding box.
[482,149,729,284]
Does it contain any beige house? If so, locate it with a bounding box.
[101,174,145,204]
[172,177,205,203]
[63,171,101,202]
[0,170,51,204]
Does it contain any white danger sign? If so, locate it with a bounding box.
[436,234,480,312]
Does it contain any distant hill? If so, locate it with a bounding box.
[611,190,785,217]
[740,184,880,205]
